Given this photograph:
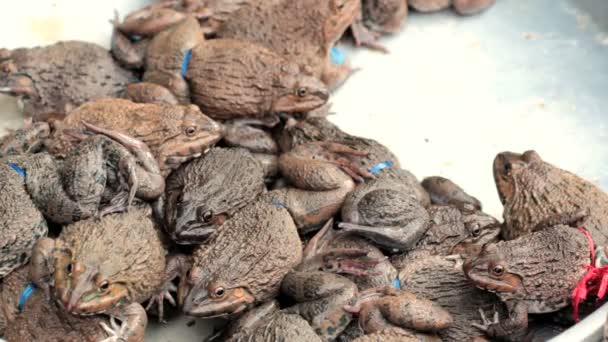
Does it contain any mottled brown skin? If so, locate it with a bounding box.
[0,266,113,342]
[353,327,441,342]
[422,176,482,210]
[0,41,137,121]
[0,122,50,157]
[216,0,360,89]
[125,82,179,105]
[350,0,409,52]
[399,255,505,341]
[409,0,496,15]
[0,164,47,280]
[163,147,265,244]
[29,206,165,341]
[392,205,501,268]
[464,226,589,338]
[494,150,608,245]
[222,122,279,154]
[4,132,163,225]
[183,202,302,318]
[186,39,329,120]
[48,98,222,175]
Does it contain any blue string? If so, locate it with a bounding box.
[330,47,346,66]
[271,202,287,208]
[180,49,193,77]
[7,163,26,178]
[393,276,401,290]
[370,161,393,175]
[17,283,37,312]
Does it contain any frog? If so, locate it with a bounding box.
[47,98,223,176]
[421,176,482,211]
[352,327,441,342]
[182,201,302,318]
[0,163,47,280]
[260,141,371,232]
[349,0,409,53]
[28,205,167,342]
[398,254,506,341]
[494,150,608,246]
[0,41,137,121]
[215,0,361,89]
[344,286,453,336]
[0,121,50,157]
[2,126,164,225]
[463,225,590,338]
[162,147,266,244]
[209,300,323,342]
[408,0,496,15]
[0,266,117,342]
[391,204,501,268]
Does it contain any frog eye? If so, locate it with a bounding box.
[185,126,197,136]
[213,287,225,298]
[504,163,512,175]
[198,208,213,222]
[99,280,110,292]
[66,263,74,275]
[491,265,504,276]
[296,87,308,98]
[471,226,481,237]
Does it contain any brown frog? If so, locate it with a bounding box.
[182,201,302,318]
[3,127,163,225]
[463,225,590,338]
[28,205,166,342]
[352,327,441,342]
[163,147,266,244]
[391,205,501,268]
[350,0,409,52]
[216,0,360,89]
[47,98,222,175]
[422,176,482,210]
[0,163,47,280]
[0,41,137,121]
[346,286,453,334]
[211,300,322,342]
[494,150,608,246]
[0,266,115,342]
[399,255,506,341]
[409,0,496,15]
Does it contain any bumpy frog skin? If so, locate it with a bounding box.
[463,226,589,338]
[163,147,266,244]
[216,0,360,89]
[353,327,442,342]
[29,206,165,342]
[422,176,482,210]
[183,202,302,318]
[399,255,506,341]
[48,98,223,175]
[0,164,47,279]
[494,150,608,245]
[0,41,136,121]
[1,266,114,342]
[2,129,163,225]
[409,0,496,15]
[186,38,329,120]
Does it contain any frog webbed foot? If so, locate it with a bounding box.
[102,303,148,342]
[100,316,130,342]
[145,282,177,323]
[145,254,192,322]
[471,308,499,332]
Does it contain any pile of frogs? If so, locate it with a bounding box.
[3,0,607,341]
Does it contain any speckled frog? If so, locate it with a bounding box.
[0,266,116,342]
[216,0,361,89]
[47,98,222,175]
[494,150,608,246]
[464,225,590,338]
[28,205,167,342]
[163,147,266,244]
[182,201,302,318]
[0,41,137,121]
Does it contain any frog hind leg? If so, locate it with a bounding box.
[349,21,389,53]
[101,303,148,342]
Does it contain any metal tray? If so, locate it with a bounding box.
[1,0,607,340]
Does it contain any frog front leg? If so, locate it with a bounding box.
[349,19,388,53]
[281,271,357,340]
[100,303,147,342]
[472,301,528,338]
[145,254,191,322]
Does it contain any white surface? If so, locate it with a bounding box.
[1,0,608,341]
